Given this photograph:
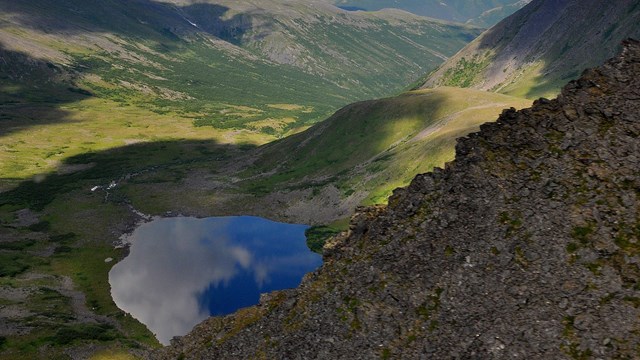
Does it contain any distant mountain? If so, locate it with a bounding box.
[420,0,640,99]
[158,39,640,360]
[0,0,480,136]
[333,0,531,26]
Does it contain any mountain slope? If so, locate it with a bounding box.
[0,72,528,360]
[119,87,529,224]
[0,1,487,357]
[332,0,531,26]
[158,40,640,359]
[0,0,482,190]
[421,0,640,99]
[0,46,526,360]
[0,0,480,135]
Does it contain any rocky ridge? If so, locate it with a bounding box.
[156,40,640,359]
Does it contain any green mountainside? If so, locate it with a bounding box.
[0,0,479,187]
[332,0,531,26]
[103,87,530,229]
[3,0,637,358]
[420,0,640,99]
[158,38,640,360]
[180,87,529,221]
[0,0,479,126]
[0,81,527,360]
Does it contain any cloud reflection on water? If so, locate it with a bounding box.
[109,216,321,345]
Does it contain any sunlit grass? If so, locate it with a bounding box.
[358,87,531,204]
[0,97,276,185]
[267,103,312,111]
[497,61,563,99]
[89,349,140,360]
[238,86,531,204]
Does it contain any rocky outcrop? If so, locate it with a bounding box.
[156,40,640,359]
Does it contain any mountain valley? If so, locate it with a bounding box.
[160,38,640,360]
[1,0,479,185]
[0,0,639,358]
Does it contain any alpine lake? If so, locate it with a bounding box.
[108,216,322,344]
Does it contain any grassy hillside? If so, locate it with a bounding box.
[0,0,479,139]
[421,0,640,99]
[0,0,481,188]
[110,87,531,226]
[332,0,530,26]
[234,87,532,204]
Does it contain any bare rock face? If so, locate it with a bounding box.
[155,40,640,359]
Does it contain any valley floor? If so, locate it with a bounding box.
[0,85,531,358]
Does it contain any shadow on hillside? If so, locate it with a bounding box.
[0,0,256,136]
[0,89,453,212]
[0,139,255,211]
[472,0,640,98]
[0,44,90,137]
[0,0,248,45]
[238,90,453,187]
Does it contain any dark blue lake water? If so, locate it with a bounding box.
[108,216,322,344]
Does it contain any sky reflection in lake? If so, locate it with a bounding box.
[109,216,322,345]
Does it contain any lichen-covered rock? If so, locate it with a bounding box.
[155,39,640,359]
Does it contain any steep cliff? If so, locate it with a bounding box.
[157,39,640,359]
